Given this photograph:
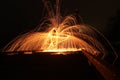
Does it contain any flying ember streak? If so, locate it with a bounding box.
[2,0,116,59]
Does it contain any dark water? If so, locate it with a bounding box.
[0,52,104,80]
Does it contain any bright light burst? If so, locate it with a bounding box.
[3,0,109,57]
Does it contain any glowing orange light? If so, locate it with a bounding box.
[3,0,107,57]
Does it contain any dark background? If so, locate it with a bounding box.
[0,0,120,79]
[0,0,120,50]
[0,0,120,56]
[0,0,120,47]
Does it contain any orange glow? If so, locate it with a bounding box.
[3,19,106,56]
[43,48,82,52]
[3,0,107,57]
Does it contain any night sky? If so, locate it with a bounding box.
[0,0,120,49]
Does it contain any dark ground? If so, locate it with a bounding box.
[0,52,105,80]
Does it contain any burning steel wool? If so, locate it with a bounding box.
[2,0,116,59]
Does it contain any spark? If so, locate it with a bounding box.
[3,0,113,59]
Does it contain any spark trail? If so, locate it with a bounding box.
[2,0,116,60]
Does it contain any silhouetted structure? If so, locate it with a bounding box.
[0,52,105,80]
